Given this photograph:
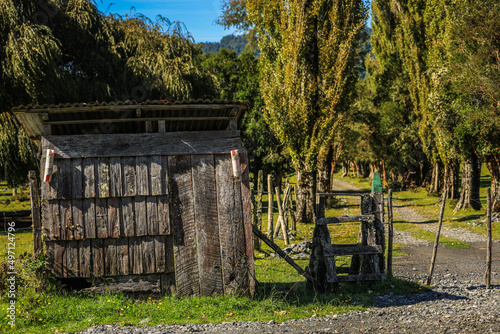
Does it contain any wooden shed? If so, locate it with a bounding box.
[12,100,255,296]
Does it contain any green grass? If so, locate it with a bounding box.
[0,230,34,258]
[0,182,31,212]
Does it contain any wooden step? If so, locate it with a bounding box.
[328,273,387,283]
[316,215,375,225]
[324,245,383,257]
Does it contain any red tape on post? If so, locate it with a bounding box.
[231,150,241,178]
[44,149,55,182]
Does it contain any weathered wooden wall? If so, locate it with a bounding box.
[40,131,254,296]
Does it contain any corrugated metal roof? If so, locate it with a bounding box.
[12,99,247,140]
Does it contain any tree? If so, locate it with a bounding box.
[245,0,367,223]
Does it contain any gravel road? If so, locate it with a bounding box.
[75,179,500,334]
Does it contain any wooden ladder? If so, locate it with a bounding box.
[307,177,386,291]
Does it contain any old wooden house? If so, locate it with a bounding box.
[13,100,255,296]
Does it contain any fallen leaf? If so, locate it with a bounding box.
[274,310,287,315]
[227,311,234,317]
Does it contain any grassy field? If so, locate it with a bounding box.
[0,182,31,212]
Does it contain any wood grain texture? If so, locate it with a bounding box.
[57,159,72,199]
[96,198,108,238]
[110,157,123,197]
[107,198,120,238]
[121,197,135,237]
[92,239,104,277]
[146,197,159,235]
[71,158,83,199]
[169,155,200,296]
[97,158,110,198]
[83,199,96,239]
[142,236,156,274]
[149,156,163,195]
[60,200,73,241]
[53,242,65,277]
[154,236,166,273]
[72,199,84,240]
[165,235,175,273]
[123,157,137,197]
[104,239,117,276]
[215,154,247,295]
[157,196,170,235]
[238,151,255,296]
[49,200,61,240]
[116,238,129,275]
[83,158,96,198]
[42,131,244,158]
[135,197,147,236]
[192,155,223,295]
[79,239,91,278]
[130,238,143,275]
[136,156,149,196]
[45,241,55,275]
[66,241,79,277]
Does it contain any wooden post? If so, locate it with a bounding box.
[485,188,492,289]
[371,172,385,273]
[275,186,289,245]
[29,171,42,256]
[275,183,291,238]
[267,175,274,240]
[289,185,297,230]
[427,189,447,285]
[387,189,394,277]
[250,182,260,251]
[256,171,264,249]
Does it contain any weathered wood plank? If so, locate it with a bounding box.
[149,156,163,195]
[78,239,91,278]
[116,238,129,275]
[72,158,83,198]
[97,158,110,198]
[83,199,96,239]
[165,235,175,273]
[121,197,135,237]
[72,199,84,240]
[123,157,137,197]
[53,241,65,277]
[48,200,61,240]
[65,241,79,277]
[107,198,120,238]
[136,156,149,196]
[41,200,51,241]
[85,274,162,294]
[169,155,200,296]
[135,197,147,236]
[317,215,375,225]
[56,159,72,199]
[96,198,108,238]
[238,151,255,297]
[42,131,244,158]
[192,155,223,295]
[109,157,123,197]
[324,245,383,257]
[45,241,55,275]
[142,236,156,274]
[147,197,159,235]
[215,154,247,295]
[104,239,117,276]
[60,200,73,241]
[130,238,143,275]
[83,158,96,198]
[154,236,166,273]
[92,239,104,277]
[157,196,170,235]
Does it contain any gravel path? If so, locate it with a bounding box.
[74,179,499,334]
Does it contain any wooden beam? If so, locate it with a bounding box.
[329,273,387,283]
[44,116,234,125]
[316,215,375,225]
[29,171,42,256]
[324,245,383,257]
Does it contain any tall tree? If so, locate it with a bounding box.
[245,0,367,222]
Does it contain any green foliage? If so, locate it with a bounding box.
[199,34,251,55]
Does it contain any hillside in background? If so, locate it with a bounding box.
[199,34,248,55]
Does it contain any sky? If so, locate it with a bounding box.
[96,0,237,43]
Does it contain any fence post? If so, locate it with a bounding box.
[275,186,289,245]
[387,189,394,277]
[267,175,274,240]
[29,171,42,256]
[427,189,447,285]
[486,188,492,289]
[256,171,263,248]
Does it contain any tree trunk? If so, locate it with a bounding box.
[438,160,460,203]
[356,161,363,177]
[455,152,482,212]
[486,156,500,212]
[295,162,316,224]
[428,162,442,195]
[12,188,17,201]
[341,161,349,177]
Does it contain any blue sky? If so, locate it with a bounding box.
[96,1,237,43]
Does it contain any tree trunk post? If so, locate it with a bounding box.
[427,189,447,285]
[485,188,492,289]
[289,185,297,231]
[387,189,394,277]
[250,182,260,251]
[256,170,264,249]
[29,171,42,256]
[267,175,274,240]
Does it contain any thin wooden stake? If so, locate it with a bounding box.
[250,182,260,251]
[267,175,274,241]
[485,188,492,289]
[274,184,291,238]
[289,185,297,230]
[387,189,394,277]
[256,170,264,247]
[427,189,447,285]
[29,171,42,256]
[275,186,289,245]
